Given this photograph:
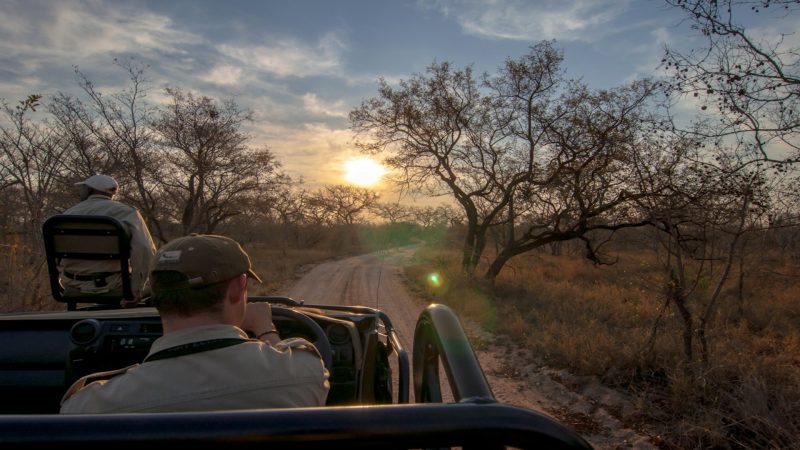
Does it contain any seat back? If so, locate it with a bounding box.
[42,215,133,310]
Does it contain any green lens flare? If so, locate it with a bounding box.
[428,273,442,287]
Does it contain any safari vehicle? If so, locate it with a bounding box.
[0,215,592,449]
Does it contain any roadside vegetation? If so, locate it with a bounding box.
[405,227,800,449]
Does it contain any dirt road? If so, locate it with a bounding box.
[284,247,656,450]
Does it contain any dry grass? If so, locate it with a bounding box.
[245,244,345,295]
[0,242,59,313]
[0,227,362,313]
[405,242,800,449]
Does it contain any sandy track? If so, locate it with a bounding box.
[285,248,421,355]
[283,247,656,450]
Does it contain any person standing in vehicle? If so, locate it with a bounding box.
[60,234,329,413]
[60,174,157,304]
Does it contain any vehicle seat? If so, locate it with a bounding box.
[42,215,134,310]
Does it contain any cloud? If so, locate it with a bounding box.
[0,0,202,68]
[200,65,246,86]
[251,121,356,186]
[218,32,346,78]
[302,93,348,118]
[625,26,672,82]
[424,0,633,42]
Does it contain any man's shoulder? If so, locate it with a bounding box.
[60,364,139,412]
[95,200,142,219]
[64,197,138,214]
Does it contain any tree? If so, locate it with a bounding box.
[303,185,379,225]
[152,87,288,235]
[0,97,68,253]
[352,42,663,282]
[47,62,291,241]
[372,202,412,224]
[351,55,520,272]
[662,0,800,164]
[410,205,458,228]
[635,132,774,368]
[47,60,166,240]
[480,57,660,282]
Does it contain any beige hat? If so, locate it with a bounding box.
[75,174,118,194]
[151,234,262,288]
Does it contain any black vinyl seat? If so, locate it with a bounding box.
[42,215,133,310]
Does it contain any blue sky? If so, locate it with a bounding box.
[0,0,790,198]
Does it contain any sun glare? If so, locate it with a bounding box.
[344,158,386,187]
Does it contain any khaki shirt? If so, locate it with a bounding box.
[60,324,329,413]
[60,195,157,299]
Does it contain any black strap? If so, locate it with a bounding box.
[63,271,118,281]
[143,338,250,363]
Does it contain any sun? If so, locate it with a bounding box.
[344,158,387,186]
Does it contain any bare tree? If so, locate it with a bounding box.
[0,96,68,254]
[353,42,664,282]
[47,60,166,240]
[481,73,660,282]
[351,53,527,272]
[410,205,458,227]
[0,96,69,310]
[372,202,412,224]
[662,0,800,164]
[641,141,774,369]
[303,185,379,225]
[152,87,287,235]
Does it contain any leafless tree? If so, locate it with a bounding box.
[352,42,665,282]
[481,74,660,282]
[641,140,774,368]
[47,59,166,240]
[351,57,498,271]
[0,96,68,254]
[372,202,412,224]
[410,205,458,228]
[303,185,379,226]
[662,0,800,164]
[152,87,287,235]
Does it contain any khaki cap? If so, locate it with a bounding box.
[151,234,262,287]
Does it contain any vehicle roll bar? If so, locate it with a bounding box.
[413,303,493,403]
[0,403,592,449]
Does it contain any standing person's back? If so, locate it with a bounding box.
[60,175,157,303]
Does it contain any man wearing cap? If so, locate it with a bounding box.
[60,174,157,303]
[60,234,329,413]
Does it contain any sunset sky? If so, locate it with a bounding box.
[0,0,789,200]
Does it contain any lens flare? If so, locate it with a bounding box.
[427,273,442,288]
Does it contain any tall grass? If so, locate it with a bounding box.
[405,241,800,449]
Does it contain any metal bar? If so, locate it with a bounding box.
[0,403,592,449]
[413,303,494,403]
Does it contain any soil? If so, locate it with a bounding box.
[283,247,658,450]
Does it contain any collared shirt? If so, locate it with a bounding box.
[60,194,157,298]
[60,324,329,413]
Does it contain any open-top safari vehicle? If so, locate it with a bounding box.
[0,215,592,449]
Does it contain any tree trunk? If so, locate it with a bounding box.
[461,229,477,273]
[667,269,694,370]
[484,249,514,284]
[675,297,694,371]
